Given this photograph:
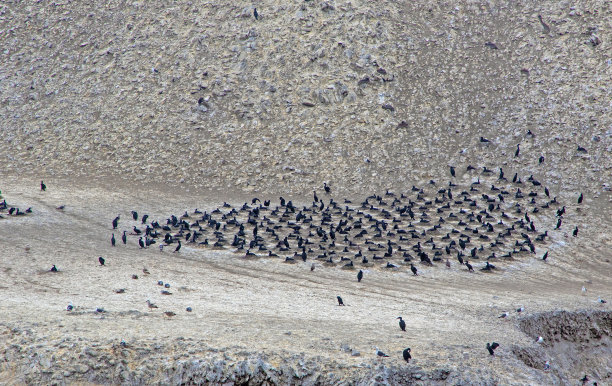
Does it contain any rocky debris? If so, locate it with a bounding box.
[516,310,612,384]
[0,1,609,209]
[0,328,455,385]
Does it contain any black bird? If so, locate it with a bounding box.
[122,231,127,244]
[410,263,418,276]
[142,214,149,224]
[402,348,412,363]
[357,269,363,282]
[480,137,490,143]
[324,182,330,194]
[112,216,120,229]
[397,316,406,331]
[313,191,319,203]
[337,296,345,306]
[50,265,58,272]
[539,156,544,164]
[132,211,138,221]
[138,237,145,249]
[253,7,258,20]
[174,240,182,253]
[555,218,562,229]
[578,193,583,204]
[581,375,589,385]
[486,342,500,356]
[111,234,116,246]
[542,251,548,261]
[450,166,456,178]
[98,256,105,266]
[515,144,520,157]
[573,226,578,237]
[466,261,474,272]
[133,226,142,235]
[40,180,46,191]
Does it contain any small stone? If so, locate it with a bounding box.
[302,101,315,107]
[351,349,360,356]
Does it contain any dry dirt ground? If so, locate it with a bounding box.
[0,176,610,384]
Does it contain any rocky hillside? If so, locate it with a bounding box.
[1,0,610,200]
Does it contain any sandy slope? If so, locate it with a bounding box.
[0,176,610,384]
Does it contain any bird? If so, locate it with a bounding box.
[578,193,583,204]
[357,269,363,282]
[537,14,551,34]
[337,296,345,306]
[146,300,158,309]
[112,216,120,229]
[486,342,500,355]
[542,251,548,261]
[132,211,138,221]
[66,304,73,311]
[480,137,490,143]
[111,233,116,246]
[582,286,587,295]
[410,263,418,276]
[98,256,105,266]
[402,348,411,363]
[498,312,509,318]
[186,307,193,312]
[581,375,589,385]
[138,237,145,249]
[164,311,176,317]
[465,261,474,272]
[324,182,330,194]
[253,7,258,20]
[515,144,520,157]
[516,306,525,313]
[450,166,456,178]
[310,263,315,271]
[596,297,607,304]
[40,181,46,191]
[536,336,544,343]
[374,347,389,358]
[313,191,319,203]
[50,265,58,272]
[397,316,406,331]
[174,240,181,253]
[122,231,127,244]
[539,156,545,164]
[573,226,579,237]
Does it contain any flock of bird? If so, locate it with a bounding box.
[112,165,577,279]
[95,163,592,363]
[1,162,603,379]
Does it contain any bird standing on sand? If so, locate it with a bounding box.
[402,348,411,362]
[111,233,116,247]
[337,296,345,306]
[374,347,389,358]
[40,181,46,191]
[112,216,120,229]
[397,316,406,331]
[410,263,418,276]
[542,251,548,261]
[450,166,456,178]
[324,182,330,194]
[122,230,127,244]
[174,240,181,253]
[50,265,58,272]
[357,269,363,282]
[573,226,579,237]
[515,144,520,157]
[146,300,158,309]
[253,7,259,20]
[98,256,105,266]
[499,312,509,318]
[578,193,583,204]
